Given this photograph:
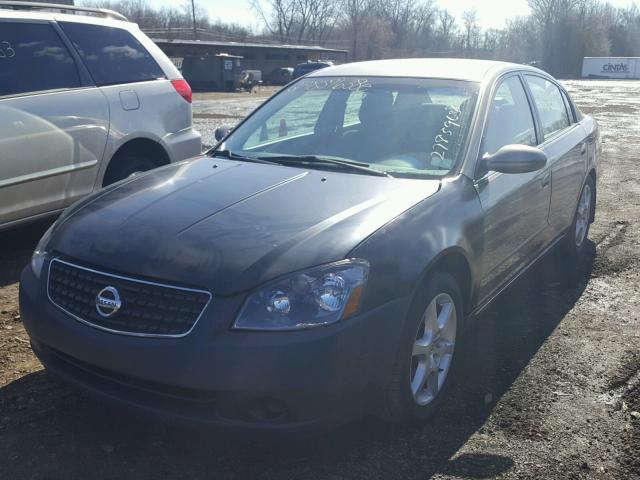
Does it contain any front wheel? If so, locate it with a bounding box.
[383,272,462,425]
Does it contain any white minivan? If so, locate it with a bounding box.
[0,2,201,229]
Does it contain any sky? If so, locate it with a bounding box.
[152,0,640,30]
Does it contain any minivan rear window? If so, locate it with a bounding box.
[60,23,165,86]
[0,22,80,97]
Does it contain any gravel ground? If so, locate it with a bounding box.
[192,87,279,148]
[0,80,639,480]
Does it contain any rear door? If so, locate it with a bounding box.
[475,74,552,299]
[523,74,587,237]
[0,19,109,226]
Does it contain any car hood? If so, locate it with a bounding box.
[51,157,440,295]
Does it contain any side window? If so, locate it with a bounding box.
[524,75,570,141]
[482,76,537,156]
[561,90,575,124]
[0,22,80,97]
[244,89,332,148]
[60,23,165,86]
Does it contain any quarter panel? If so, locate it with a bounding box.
[100,80,191,141]
[579,115,600,182]
[97,79,200,184]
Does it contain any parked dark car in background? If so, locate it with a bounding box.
[266,67,294,85]
[292,60,334,79]
[20,59,599,431]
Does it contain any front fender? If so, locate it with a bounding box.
[350,174,484,318]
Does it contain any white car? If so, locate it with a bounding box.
[0,2,201,229]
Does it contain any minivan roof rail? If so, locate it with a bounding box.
[0,1,129,22]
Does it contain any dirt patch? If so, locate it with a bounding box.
[604,350,640,477]
[591,220,639,277]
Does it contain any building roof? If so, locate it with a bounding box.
[151,38,348,54]
[309,58,529,82]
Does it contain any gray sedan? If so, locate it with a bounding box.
[20,59,599,429]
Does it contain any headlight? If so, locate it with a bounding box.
[233,259,369,331]
[31,223,56,279]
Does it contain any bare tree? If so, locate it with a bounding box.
[343,0,369,60]
[435,9,457,51]
[251,0,297,42]
[306,0,339,43]
[462,9,479,52]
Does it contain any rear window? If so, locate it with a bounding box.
[60,23,165,86]
[0,22,80,97]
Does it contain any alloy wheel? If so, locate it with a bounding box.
[410,292,457,406]
[575,184,592,248]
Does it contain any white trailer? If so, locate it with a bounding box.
[582,57,640,79]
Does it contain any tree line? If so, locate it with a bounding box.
[85,0,253,42]
[85,0,640,77]
[254,0,640,76]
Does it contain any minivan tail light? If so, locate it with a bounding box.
[171,79,192,103]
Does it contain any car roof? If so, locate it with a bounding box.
[0,8,131,28]
[307,58,537,83]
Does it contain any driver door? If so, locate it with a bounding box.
[475,74,552,300]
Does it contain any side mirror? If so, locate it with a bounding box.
[482,144,547,174]
[214,126,231,142]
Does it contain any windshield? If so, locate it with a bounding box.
[217,76,479,177]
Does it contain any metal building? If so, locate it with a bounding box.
[152,38,348,77]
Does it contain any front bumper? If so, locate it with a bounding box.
[20,266,408,431]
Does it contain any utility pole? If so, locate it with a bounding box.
[191,0,197,39]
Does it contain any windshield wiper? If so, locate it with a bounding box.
[256,154,392,178]
[211,149,278,165]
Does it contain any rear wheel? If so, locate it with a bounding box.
[103,155,157,186]
[564,176,595,257]
[383,272,462,425]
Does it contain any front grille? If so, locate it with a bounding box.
[47,258,211,337]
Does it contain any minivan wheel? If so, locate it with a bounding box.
[564,176,595,257]
[103,156,157,186]
[383,272,462,425]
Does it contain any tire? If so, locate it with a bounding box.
[563,176,595,258]
[103,155,157,186]
[383,272,463,425]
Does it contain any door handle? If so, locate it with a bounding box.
[541,172,551,189]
